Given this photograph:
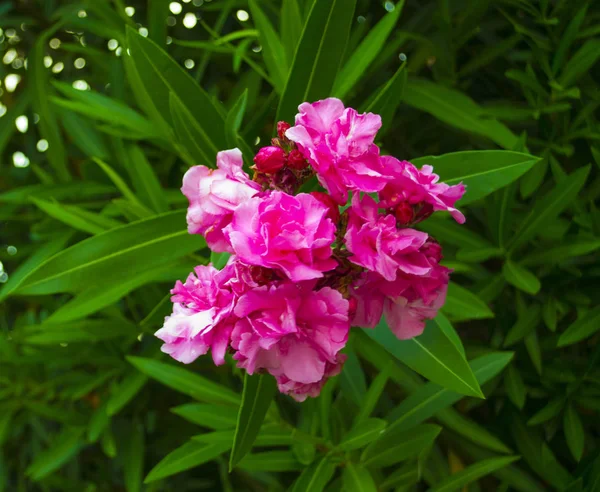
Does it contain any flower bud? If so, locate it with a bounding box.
[277,121,291,140]
[287,149,309,170]
[394,202,414,225]
[348,296,358,319]
[310,191,340,223]
[253,146,286,174]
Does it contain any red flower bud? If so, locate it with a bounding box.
[287,149,309,170]
[394,202,414,225]
[311,191,340,223]
[277,121,291,140]
[348,297,358,319]
[253,146,286,174]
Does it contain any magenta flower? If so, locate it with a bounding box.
[182,148,260,252]
[253,146,286,174]
[155,264,238,365]
[378,156,466,224]
[285,98,389,204]
[345,194,431,281]
[230,283,349,401]
[224,191,338,282]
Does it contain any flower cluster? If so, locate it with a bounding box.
[156,98,465,401]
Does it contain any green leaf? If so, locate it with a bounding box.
[527,398,565,426]
[338,418,387,451]
[502,260,541,295]
[276,0,357,123]
[508,166,590,252]
[125,26,227,153]
[365,319,483,397]
[552,4,588,73]
[126,144,169,213]
[249,0,288,92]
[504,365,526,409]
[106,371,148,416]
[145,440,232,483]
[361,424,441,467]
[291,456,337,492]
[0,182,115,204]
[411,151,539,206]
[239,451,302,472]
[564,404,584,462]
[171,404,239,429]
[225,90,251,156]
[333,2,404,99]
[16,210,205,295]
[558,39,600,88]
[21,319,136,345]
[30,197,121,235]
[363,61,407,132]
[342,463,377,492]
[524,331,542,376]
[339,348,367,406]
[403,80,519,149]
[281,0,303,64]
[26,427,84,481]
[443,283,495,321]
[127,356,240,406]
[59,108,110,159]
[558,306,600,347]
[503,303,541,347]
[229,374,277,470]
[428,456,520,492]
[385,352,513,435]
[523,240,600,266]
[124,420,144,492]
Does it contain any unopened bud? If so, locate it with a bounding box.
[253,146,286,174]
[287,149,309,170]
[348,297,358,319]
[394,202,414,225]
[277,121,291,140]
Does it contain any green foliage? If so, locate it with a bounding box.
[1,0,599,490]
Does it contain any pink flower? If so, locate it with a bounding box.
[378,156,466,224]
[231,283,350,401]
[254,146,286,174]
[285,98,389,204]
[351,240,450,340]
[155,264,239,365]
[224,191,338,281]
[345,194,431,281]
[182,148,260,252]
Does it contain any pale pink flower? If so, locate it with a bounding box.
[230,283,349,400]
[275,356,346,402]
[285,98,389,204]
[351,239,450,340]
[345,194,431,281]
[182,148,260,252]
[224,191,337,282]
[378,156,466,224]
[155,264,238,365]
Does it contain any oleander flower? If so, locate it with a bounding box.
[155,264,238,365]
[378,156,466,224]
[230,283,350,400]
[224,191,337,281]
[285,98,389,204]
[182,148,260,252]
[345,194,431,281]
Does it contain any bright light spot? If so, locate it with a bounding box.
[49,38,61,49]
[166,36,173,45]
[43,55,53,67]
[4,74,21,92]
[108,39,118,50]
[0,273,7,284]
[74,57,86,69]
[0,104,6,118]
[357,15,366,23]
[72,80,89,91]
[384,1,395,11]
[184,59,195,69]
[169,2,182,14]
[80,36,87,47]
[137,333,144,341]
[0,261,3,272]
[125,6,135,16]
[33,114,40,123]
[13,151,29,168]
[399,53,407,62]
[6,29,16,38]
[139,27,149,37]
[236,10,249,22]
[183,12,197,28]
[252,45,262,53]
[12,58,23,69]
[52,62,64,73]
[254,136,260,145]
[167,16,176,26]
[182,0,191,3]
[3,49,17,64]
[7,246,17,256]
[0,28,3,37]
[37,139,49,152]
[15,115,28,133]
[116,47,123,56]
[192,0,203,5]
[60,343,68,347]
[78,9,87,17]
